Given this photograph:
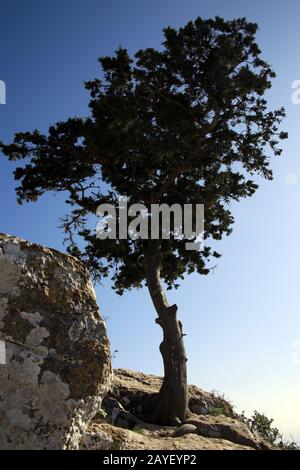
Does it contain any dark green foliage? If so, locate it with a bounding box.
[0,17,287,294]
[207,407,225,416]
[208,392,299,450]
[249,410,281,444]
[236,410,299,450]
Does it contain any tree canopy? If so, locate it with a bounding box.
[1,16,287,295]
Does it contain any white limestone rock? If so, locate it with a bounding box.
[0,233,112,450]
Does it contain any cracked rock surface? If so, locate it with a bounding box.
[0,233,112,450]
[82,369,274,450]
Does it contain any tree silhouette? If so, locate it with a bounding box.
[1,17,287,425]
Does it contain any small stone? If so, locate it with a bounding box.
[173,424,198,437]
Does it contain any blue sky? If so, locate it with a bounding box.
[1,0,300,440]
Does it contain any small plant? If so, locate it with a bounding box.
[208,407,225,416]
[209,389,235,416]
[111,349,119,361]
[234,410,299,450]
[248,411,280,444]
[132,428,146,436]
[278,439,299,451]
[96,408,107,419]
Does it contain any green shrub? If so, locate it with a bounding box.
[235,410,299,450]
[208,407,225,416]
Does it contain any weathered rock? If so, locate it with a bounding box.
[188,385,233,416]
[0,233,112,450]
[98,369,275,450]
[109,368,161,419]
[80,428,113,450]
[183,416,273,450]
[102,396,126,423]
[108,369,233,420]
[81,422,254,450]
[102,396,145,429]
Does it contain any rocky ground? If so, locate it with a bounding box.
[80,369,274,451]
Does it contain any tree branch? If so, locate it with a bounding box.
[152,109,220,203]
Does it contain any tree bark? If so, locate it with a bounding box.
[144,245,188,425]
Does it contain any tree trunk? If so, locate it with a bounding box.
[144,246,188,426]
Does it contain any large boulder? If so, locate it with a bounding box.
[0,233,112,450]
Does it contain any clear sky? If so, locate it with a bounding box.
[1,0,300,441]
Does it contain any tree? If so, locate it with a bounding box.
[1,17,287,425]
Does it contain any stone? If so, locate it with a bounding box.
[101,396,144,429]
[102,396,126,422]
[183,416,273,450]
[80,429,113,450]
[0,233,112,450]
[108,368,233,420]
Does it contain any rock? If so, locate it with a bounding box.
[108,369,233,420]
[101,396,145,429]
[188,385,233,416]
[0,233,112,450]
[81,422,254,450]
[173,424,198,437]
[102,396,126,423]
[96,369,275,450]
[183,416,273,450]
[80,429,113,450]
[109,369,160,419]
